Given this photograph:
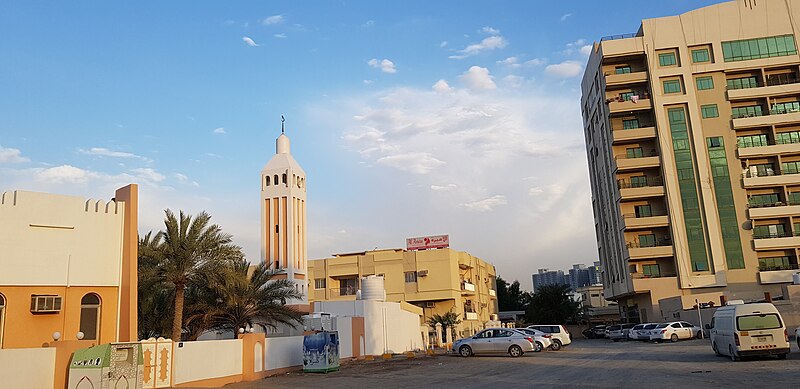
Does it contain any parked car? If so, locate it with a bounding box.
[649,321,701,343]
[527,324,572,350]
[582,325,607,339]
[796,326,800,350]
[452,328,536,357]
[604,323,634,341]
[629,323,659,341]
[708,302,790,361]
[515,328,553,352]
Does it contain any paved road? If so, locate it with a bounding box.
[203,338,800,389]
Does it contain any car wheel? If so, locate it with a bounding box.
[458,345,472,357]
[534,342,544,352]
[508,345,523,358]
[670,334,679,343]
[777,353,787,360]
[729,345,739,362]
[712,342,722,357]
[550,339,562,351]
[696,330,702,339]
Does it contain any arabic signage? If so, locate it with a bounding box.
[406,235,449,251]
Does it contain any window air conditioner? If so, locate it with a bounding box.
[417,270,429,277]
[423,302,436,308]
[30,295,63,313]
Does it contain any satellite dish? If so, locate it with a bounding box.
[742,220,753,230]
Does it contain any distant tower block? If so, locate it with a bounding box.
[261,118,308,305]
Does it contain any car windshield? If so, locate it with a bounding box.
[655,323,668,328]
[737,314,782,331]
[632,325,643,330]
[644,324,658,329]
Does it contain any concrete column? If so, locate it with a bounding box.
[445,327,452,346]
[435,323,443,348]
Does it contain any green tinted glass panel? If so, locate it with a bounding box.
[722,35,797,62]
[626,147,644,158]
[771,101,800,114]
[639,234,656,247]
[642,264,661,277]
[781,161,800,174]
[737,134,768,148]
[696,77,714,90]
[668,107,709,271]
[692,49,710,63]
[620,92,634,101]
[615,66,632,74]
[622,118,640,130]
[706,137,744,269]
[635,205,652,217]
[701,104,719,118]
[732,105,763,118]
[759,256,791,271]
[659,52,677,66]
[663,80,682,94]
[748,193,780,207]
[727,77,759,90]
[788,192,800,205]
[776,131,800,144]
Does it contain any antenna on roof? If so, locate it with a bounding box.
[281,115,285,134]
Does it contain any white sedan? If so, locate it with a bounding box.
[650,321,702,342]
[514,328,553,352]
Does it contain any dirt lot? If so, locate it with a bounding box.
[197,338,800,389]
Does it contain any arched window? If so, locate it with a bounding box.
[282,173,287,184]
[80,294,101,341]
[274,175,278,185]
[266,176,270,186]
[0,293,5,348]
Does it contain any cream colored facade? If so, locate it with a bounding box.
[308,248,498,338]
[582,0,800,322]
[0,185,138,349]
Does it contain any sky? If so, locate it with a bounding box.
[0,0,725,290]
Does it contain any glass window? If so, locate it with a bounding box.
[727,76,759,90]
[771,101,800,114]
[642,264,661,277]
[781,161,800,174]
[615,66,632,74]
[788,192,800,205]
[404,271,418,283]
[314,278,326,289]
[723,35,797,62]
[759,256,792,271]
[619,92,635,101]
[732,105,763,119]
[737,314,782,331]
[638,234,656,247]
[753,224,786,239]
[701,104,719,118]
[748,193,780,207]
[622,118,640,130]
[663,80,682,94]
[659,52,677,66]
[776,131,800,144]
[635,205,652,218]
[737,134,768,148]
[696,76,714,90]
[80,294,101,341]
[626,147,644,158]
[630,175,648,188]
[692,48,710,63]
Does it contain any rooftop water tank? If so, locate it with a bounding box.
[358,275,386,301]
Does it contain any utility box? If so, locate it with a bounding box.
[303,331,340,373]
[68,342,144,389]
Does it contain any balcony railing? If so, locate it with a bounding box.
[726,74,800,90]
[748,201,787,209]
[622,212,667,219]
[753,231,794,239]
[600,33,638,41]
[631,272,677,279]
[626,240,671,249]
[732,106,800,119]
[605,90,651,104]
[758,263,800,272]
[614,151,658,160]
[617,176,663,189]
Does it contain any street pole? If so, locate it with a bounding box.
[695,299,704,339]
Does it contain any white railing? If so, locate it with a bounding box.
[465,312,479,320]
[462,282,476,292]
[488,289,496,297]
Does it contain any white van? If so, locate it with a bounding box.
[708,301,790,361]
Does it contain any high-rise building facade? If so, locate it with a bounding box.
[531,268,568,292]
[581,0,800,322]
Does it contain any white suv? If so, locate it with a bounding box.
[649,321,701,342]
[526,325,572,350]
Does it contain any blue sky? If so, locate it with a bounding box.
[0,1,723,290]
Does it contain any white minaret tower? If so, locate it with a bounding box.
[261,117,308,305]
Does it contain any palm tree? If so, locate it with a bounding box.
[186,261,303,338]
[138,231,173,339]
[156,210,244,341]
[427,310,462,343]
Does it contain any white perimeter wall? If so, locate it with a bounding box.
[0,347,56,389]
[337,317,353,358]
[172,339,242,385]
[264,336,303,371]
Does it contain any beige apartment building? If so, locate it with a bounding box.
[308,248,498,338]
[581,0,800,322]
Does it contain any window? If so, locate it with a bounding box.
[696,76,714,90]
[626,147,644,158]
[615,66,632,74]
[788,192,800,205]
[707,137,722,148]
[0,293,4,348]
[759,256,792,271]
[634,205,652,218]
[314,278,326,289]
[619,92,635,101]
[282,173,287,184]
[265,176,271,186]
[776,131,800,145]
[622,118,640,130]
[748,193,780,207]
[781,161,800,175]
[659,52,677,66]
[273,175,278,185]
[80,294,101,341]
[701,104,719,118]
[663,80,682,94]
[753,224,786,239]
[727,76,759,90]
[722,35,797,62]
[737,314,782,331]
[751,163,775,177]
[339,278,358,296]
[737,134,768,148]
[638,234,656,247]
[692,48,710,63]
[642,264,661,277]
[771,101,800,114]
[732,105,763,119]
[404,271,417,283]
[630,175,648,188]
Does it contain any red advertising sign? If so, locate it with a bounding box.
[406,235,450,250]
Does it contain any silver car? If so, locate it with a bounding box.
[452,328,536,357]
[514,328,553,351]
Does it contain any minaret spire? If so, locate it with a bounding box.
[281,115,285,134]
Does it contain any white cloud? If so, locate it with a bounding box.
[460,195,507,212]
[274,33,287,39]
[481,26,500,35]
[242,36,259,47]
[262,15,284,25]
[0,145,29,163]
[432,79,454,93]
[449,35,507,59]
[580,45,593,57]
[560,13,572,22]
[375,152,445,174]
[459,66,496,90]
[131,168,166,183]
[502,75,526,88]
[363,79,374,85]
[213,127,226,134]
[34,165,97,184]
[431,184,457,192]
[175,173,200,187]
[368,58,397,74]
[545,60,583,78]
[496,56,519,67]
[525,58,546,66]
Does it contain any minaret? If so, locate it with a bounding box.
[261,118,308,306]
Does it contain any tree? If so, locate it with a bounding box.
[151,210,244,341]
[526,284,580,325]
[496,276,532,312]
[185,261,304,338]
[426,310,462,343]
[138,231,172,339]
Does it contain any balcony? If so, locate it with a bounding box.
[617,177,665,200]
[488,289,496,297]
[615,155,660,172]
[752,232,800,250]
[632,274,678,292]
[748,203,800,219]
[609,97,653,113]
[727,76,800,100]
[743,171,800,188]
[612,126,656,144]
[737,141,800,158]
[622,214,669,229]
[605,71,648,87]
[461,282,476,294]
[626,241,674,261]
[758,264,800,284]
[465,312,479,321]
[732,110,800,129]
